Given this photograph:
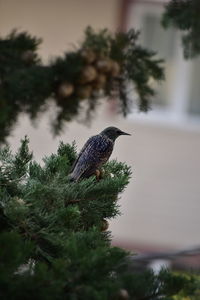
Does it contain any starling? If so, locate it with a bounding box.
[69,126,131,182]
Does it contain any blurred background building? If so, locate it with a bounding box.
[1,0,200,268]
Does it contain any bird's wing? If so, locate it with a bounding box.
[70,136,94,173]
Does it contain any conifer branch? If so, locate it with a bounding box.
[0,138,199,299]
[0,27,164,143]
[162,0,200,59]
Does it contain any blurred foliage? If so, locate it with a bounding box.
[162,0,200,59]
[0,27,164,143]
[0,138,199,299]
[0,30,41,79]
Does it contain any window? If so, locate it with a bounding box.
[126,0,200,128]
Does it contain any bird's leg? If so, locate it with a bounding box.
[95,169,101,181]
[99,168,105,179]
[95,168,105,181]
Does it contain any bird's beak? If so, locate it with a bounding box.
[120,130,131,136]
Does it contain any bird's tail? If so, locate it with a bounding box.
[68,173,76,182]
[68,172,80,182]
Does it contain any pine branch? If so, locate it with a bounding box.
[162,0,200,59]
[0,138,199,299]
[0,27,164,143]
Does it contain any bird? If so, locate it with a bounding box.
[69,126,131,182]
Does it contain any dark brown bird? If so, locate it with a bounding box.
[69,126,131,182]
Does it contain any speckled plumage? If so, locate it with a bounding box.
[69,127,130,182]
